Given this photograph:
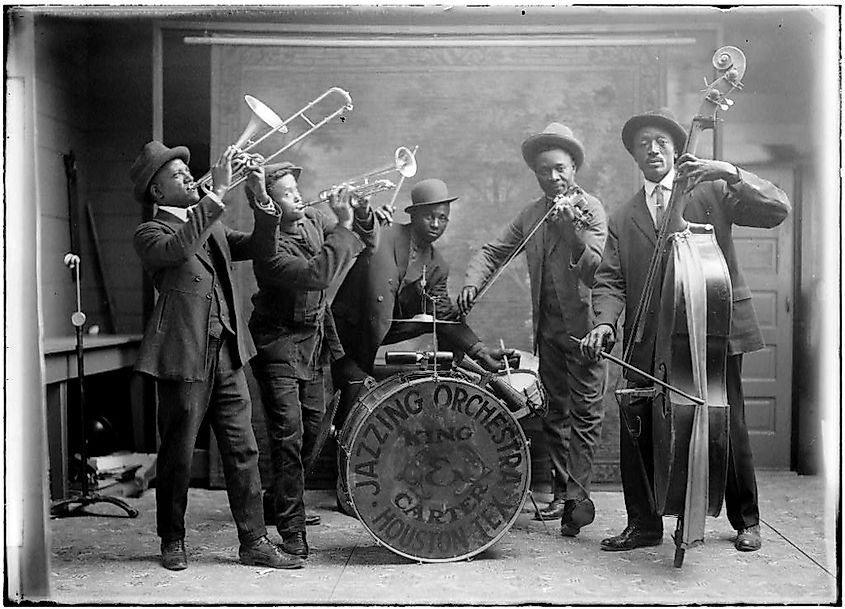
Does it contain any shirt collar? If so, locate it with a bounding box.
[157,205,192,222]
[643,169,675,198]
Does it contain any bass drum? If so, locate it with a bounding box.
[337,371,531,562]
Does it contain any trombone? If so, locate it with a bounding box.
[303,145,418,207]
[195,87,354,195]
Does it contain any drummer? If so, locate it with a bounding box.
[332,178,517,425]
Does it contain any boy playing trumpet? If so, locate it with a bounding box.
[246,161,378,561]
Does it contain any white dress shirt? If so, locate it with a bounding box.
[643,169,675,227]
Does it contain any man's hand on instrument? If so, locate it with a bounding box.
[351,192,372,220]
[467,341,517,372]
[548,197,577,224]
[677,153,740,192]
[374,204,396,226]
[579,324,615,361]
[210,145,237,199]
[489,347,520,369]
[458,285,478,315]
[244,159,266,197]
[549,195,586,248]
[328,185,354,230]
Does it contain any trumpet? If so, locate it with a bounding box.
[194,87,354,196]
[304,145,418,207]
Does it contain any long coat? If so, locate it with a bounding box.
[592,168,791,378]
[133,197,278,381]
[464,189,607,350]
[332,222,478,373]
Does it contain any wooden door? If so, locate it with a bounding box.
[731,165,794,468]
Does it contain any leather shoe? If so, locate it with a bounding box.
[535,498,566,521]
[735,524,762,552]
[160,539,187,571]
[560,498,596,537]
[281,531,309,558]
[600,524,663,551]
[239,536,304,569]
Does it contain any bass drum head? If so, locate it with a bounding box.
[338,372,530,562]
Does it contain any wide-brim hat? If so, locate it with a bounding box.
[621,108,687,155]
[130,140,190,203]
[264,161,302,182]
[404,178,458,213]
[521,122,585,170]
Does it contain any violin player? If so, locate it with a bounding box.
[246,162,379,560]
[580,109,791,553]
[131,142,302,571]
[458,123,608,537]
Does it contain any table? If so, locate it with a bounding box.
[43,334,142,500]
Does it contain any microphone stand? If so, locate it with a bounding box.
[51,253,138,518]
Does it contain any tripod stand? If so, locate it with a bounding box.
[50,253,138,518]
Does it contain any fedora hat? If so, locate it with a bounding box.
[621,108,687,155]
[264,161,302,183]
[404,178,458,213]
[130,140,190,203]
[521,122,585,170]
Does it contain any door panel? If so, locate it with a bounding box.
[732,165,794,468]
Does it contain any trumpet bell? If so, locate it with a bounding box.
[233,95,289,150]
[395,146,418,178]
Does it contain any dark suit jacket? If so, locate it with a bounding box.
[464,189,607,349]
[332,222,478,373]
[133,196,278,381]
[592,168,791,377]
[249,207,377,378]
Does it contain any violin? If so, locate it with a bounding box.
[466,183,593,311]
[551,184,593,231]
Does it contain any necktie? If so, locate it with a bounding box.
[654,185,666,229]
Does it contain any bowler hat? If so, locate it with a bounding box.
[521,122,585,170]
[130,140,190,203]
[264,161,302,183]
[621,108,687,155]
[404,178,458,213]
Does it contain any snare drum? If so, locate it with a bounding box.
[337,371,531,562]
[498,369,547,419]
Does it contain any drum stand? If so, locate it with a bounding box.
[50,254,138,519]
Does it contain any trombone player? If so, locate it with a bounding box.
[131,141,303,571]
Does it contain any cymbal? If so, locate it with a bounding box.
[391,314,459,325]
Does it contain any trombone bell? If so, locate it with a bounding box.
[395,146,418,179]
[233,95,288,150]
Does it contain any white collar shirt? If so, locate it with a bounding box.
[157,205,191,222]
[643,169,675,227]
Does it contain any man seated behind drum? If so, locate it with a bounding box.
[247,161,378,561]
[332,178,516,425]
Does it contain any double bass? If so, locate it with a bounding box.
[598,46,748,568]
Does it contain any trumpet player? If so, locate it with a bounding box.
[131,141,303,571]
[246,161,378,561]
[458,123,608,537]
